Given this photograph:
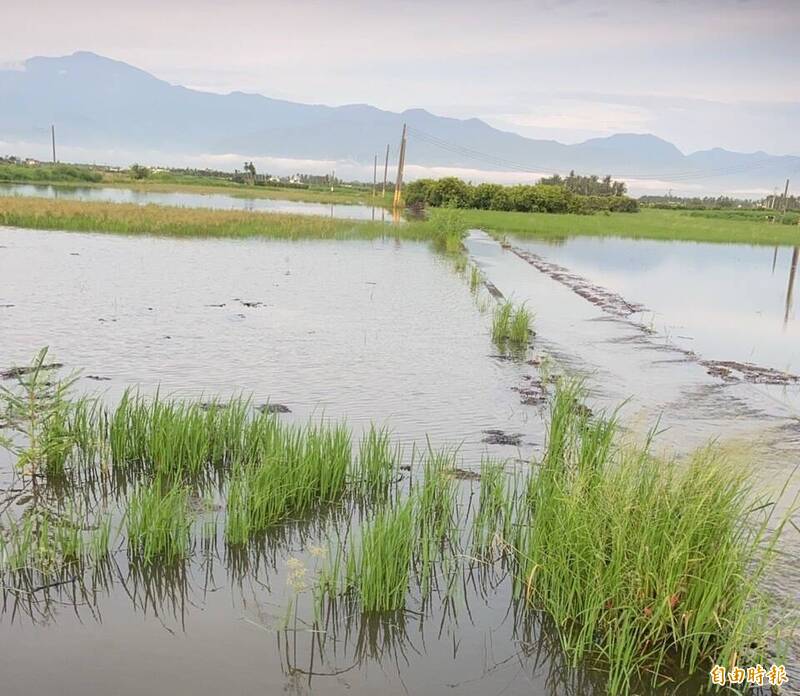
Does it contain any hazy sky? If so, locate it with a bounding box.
[4,0,799,155]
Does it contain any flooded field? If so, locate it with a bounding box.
[0,183,386,221]
[1,225,798,695]
[506,236,799,375]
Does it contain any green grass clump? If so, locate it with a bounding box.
[492,301,532,348]
[354,425,399,503]
[345,498,415,612]
[126,481,191,564]
[471,458,517,558]
[225,418,352,545]
[0,162,102,183]
[510,380,789,693]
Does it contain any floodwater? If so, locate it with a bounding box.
[508,236,800,375]
[0,182,388,221]
[2,225,799,695]
[467,230,800,691]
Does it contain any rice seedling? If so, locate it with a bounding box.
[509,303,533,344]
[491,301,513,344]
[414,447,461,596]
[471,458,512,559]
[345,498,416,612]
[354,425,399,503]
[469,264,483,293]
[225,418,352,545]
[510,380,793,694]
[492,300,533,349]
[126,480,191,564]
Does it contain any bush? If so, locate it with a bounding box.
[129,164,151,180]
[403,176,637,215]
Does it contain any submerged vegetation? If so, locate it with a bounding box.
[0,350,795,694]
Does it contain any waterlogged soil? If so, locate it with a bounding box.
[0,183,391,221]
[1,225,799,695]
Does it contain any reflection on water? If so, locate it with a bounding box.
[0,183,390,221]
[508,235,800,374]
[0,489,708,696]
[786,247,799,326]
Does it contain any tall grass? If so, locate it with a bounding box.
[0,196,440,243]
[509,380,791,693]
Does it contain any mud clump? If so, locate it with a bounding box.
[1,363,63,380]
[450,467,481,481]
[482,429,523,446]
[510,247,645,318]
[258,403,292,414]
[701,360,800,386]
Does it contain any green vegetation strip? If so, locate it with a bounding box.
[461,207,800,247]
[0,196,432,241]
[0,161,388,206]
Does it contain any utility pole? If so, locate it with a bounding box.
[51,125,56,163]
[382,144,390,197]
[392,123,407,210]
[372,154,377,197]
[785,246,799,327]
[779,179,791,225]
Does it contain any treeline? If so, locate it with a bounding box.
[404,177,638,214]
[540,171,627,196]
[640,195,756,210]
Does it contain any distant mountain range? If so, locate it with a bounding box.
[1,51,798,193]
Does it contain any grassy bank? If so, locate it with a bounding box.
[103,177,387,206]
[0,163,386,206]
[460,207,800,246]
[0,195,429,241]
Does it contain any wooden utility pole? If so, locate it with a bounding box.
[785,246,799,326]
[51,125,56,163]
[392,124,407,210]
[382,144,390,197]
[372,154,377,197]
[779,179,791,225]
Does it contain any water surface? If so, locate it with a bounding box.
[509,235,800,374]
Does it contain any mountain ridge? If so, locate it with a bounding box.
[1,52,797,191]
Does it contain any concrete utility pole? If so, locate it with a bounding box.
[382,144,390,197]
[373,154,377,197]
[51,125,56,163]
[393,124,407,210]
[779,179,791,225]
